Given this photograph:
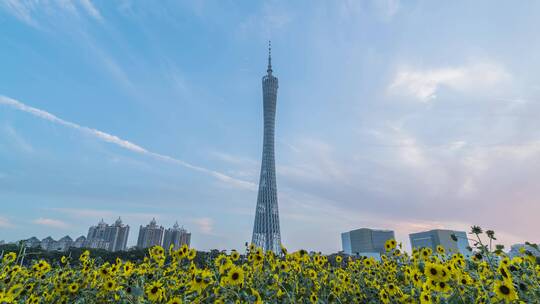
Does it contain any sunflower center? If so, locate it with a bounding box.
[232,272,239,280]
[499,285,510,295]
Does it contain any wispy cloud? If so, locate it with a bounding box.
[79,0,103,21]
[33,217,69,229]
[0,0,39,27]
[0,95,256,190]
[388,62,511,101]
[0,0,103,26]
[2,124,33,153]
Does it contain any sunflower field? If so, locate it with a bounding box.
[0,227,539,303]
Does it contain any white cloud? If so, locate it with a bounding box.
[388,62,511,101]
[236,1,292,38]
[0,217,15,228]
[0,95,256,191]
[33,217,69,229]
[374,0,400,20]
[191,217,214,235]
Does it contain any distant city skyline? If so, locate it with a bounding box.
[1,217,191,252]
[1,1,540,252]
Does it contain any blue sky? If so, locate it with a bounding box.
[1,0,539,252]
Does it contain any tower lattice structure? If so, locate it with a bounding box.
[251,42,281,253]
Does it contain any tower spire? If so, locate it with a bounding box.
[267,40,272,75]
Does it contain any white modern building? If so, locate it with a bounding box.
[409,229,470,256]
[341,228,395,256]
[508,243,540,258]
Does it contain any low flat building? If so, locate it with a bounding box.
[508,244,540,258]
[24,237,41,248]
[409,229,470,256]
[341,228,395,256]
[56,236,73,251]
[73,236,86,248]
[40,236,56,251]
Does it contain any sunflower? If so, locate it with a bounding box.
[145,281,165,302]
[24,283,35,293]
[435,280,451,293]
[230,250,240,261]
[187,248,197,260]
[309,292,318,303]
[278,261,290,272]
[68,283,79,293]
[79,250,90,262]
[384,239,397,251]
[103,279,117,292]
[424,263,441,280]
[411,270,423,287]
[227,266,245,286]
[498,265,512,282]
[420,290,432,304]
[421,247,432,259]
[123,261,134,276]
[436,245,445,254]
[307,269,317,280]
[214,254,229,268]
[190,270,211,293]
[280,244,288,255]
[494,280,518,302]
[249,243,256,252]
[7,284,24,299]
[379,290,390,304]
[167,296,182,304]
[150,245,165,258]
[27,295,40,304]
[2,252,16,264]
[254,253,264,264]
[335,256,343,263]
[178,244,189,257]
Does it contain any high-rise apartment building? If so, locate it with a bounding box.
[86,217,130,252]
[137,218,164,249]
[163,221,191,250]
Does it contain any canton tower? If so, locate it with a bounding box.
[251,42,281,253]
